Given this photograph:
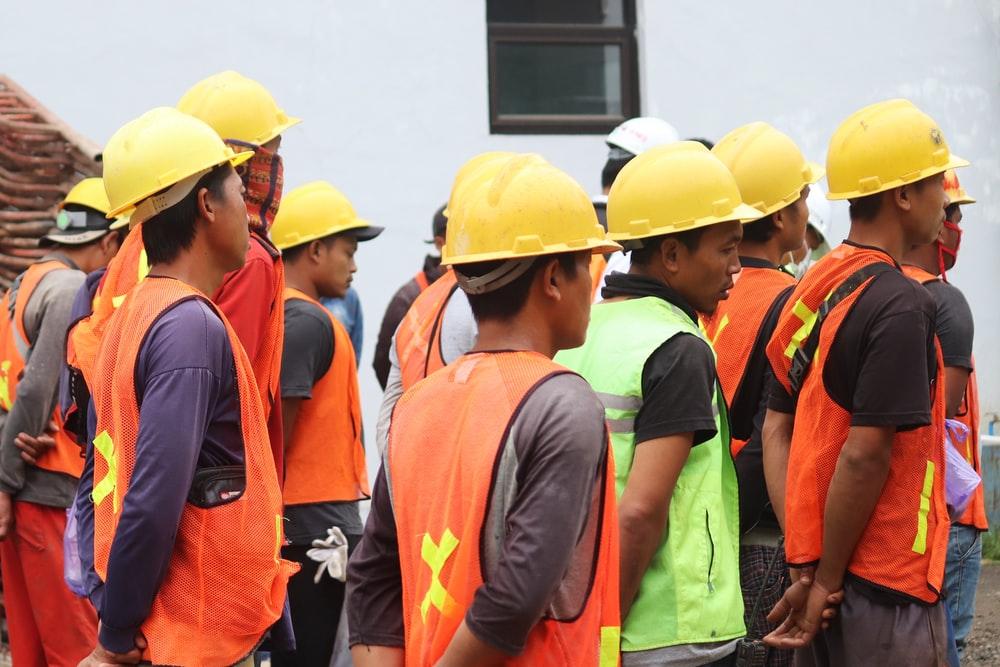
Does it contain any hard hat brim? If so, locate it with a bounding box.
[608,201,764,242]
[106,150,254,220]
[108,214,132,230]
[258,116,302,146]
[443,237,622,266]
[827,153,969,201]
[274,218,379,251]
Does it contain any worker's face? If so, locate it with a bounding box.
[776,186,810,255]
[904,172,948,246]
[666,220,742,315]
[204,166,250,273]
[548,251,594,351]
[316,234,357,299]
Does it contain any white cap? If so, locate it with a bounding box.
[606,117,680,157]
[806,181,831,241]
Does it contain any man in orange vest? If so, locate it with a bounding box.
[0,178,120,666]
[704,123,823,663]
[267,181,382,666]
[77,108,296,667]
[178,70,300,483]
[762,99,966,665]
[902,169,986,658]
[348,154,622,666]
[372,204,447,389]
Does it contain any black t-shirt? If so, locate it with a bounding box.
[924,280,974,370]
[769,252,937,431]
[602,273,718,447]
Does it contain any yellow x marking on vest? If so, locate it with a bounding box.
[92,430,119,513]
[783,299,818,359]
[0,360,12,411]
[420,529,459,622]
[707,313,729,348]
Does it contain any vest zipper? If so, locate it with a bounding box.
[705,509,715,593]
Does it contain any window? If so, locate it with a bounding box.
[487,0,639,134]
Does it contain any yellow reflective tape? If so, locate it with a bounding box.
[137,249,151,282]
[911,460,935,555]
[708,313,729,348]
[0,360,12,411]
[784,299,818,359]
[91,430,118,514]
[419,529,460,622]
[600,626,621,667]
[275,514,283,563]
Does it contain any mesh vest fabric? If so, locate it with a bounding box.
[556,297,745,651]
[396,269,457,391]
[90,278,297,666]
[767,244,948,603]
[702,266,795,456]
[281,288,368,505]
[902,265,987,531]
[388,351,621,666]
[0,259,83,476]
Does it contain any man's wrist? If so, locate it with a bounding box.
[98,621,140,655]
[813,563,844,592]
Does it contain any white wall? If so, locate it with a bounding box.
[4,0,999,458]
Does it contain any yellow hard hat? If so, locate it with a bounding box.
[102,107,254,222]
[442,151,518,218]
[943,169,975,205]
[61,177,111,214]
[608,141,762,242]
[270,181,383,251]
[177,70,301,146]
[443,154,621,266]
[826,99,968,201]
[712,122,824,218]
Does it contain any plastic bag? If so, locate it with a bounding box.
[944,419,981,519]
[63,505,87,597]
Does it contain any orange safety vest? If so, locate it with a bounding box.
[388,351,621,666]
[0,259,83,477]
[589,254,608,301]
[902,264,988,531]
[414,270,431,292]
[90,278,297,667]
[702,264,795,456]
[396,269,459,391]
[282,288,368,506]
[767,244,948,603]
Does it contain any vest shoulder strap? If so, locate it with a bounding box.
[730,283,795,440]
[788,262,895,396]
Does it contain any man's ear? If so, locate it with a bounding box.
[540,257,562,299]
[893,184,913,212]
[659,237,682,274]
[195,186,215,223]
[771,210,786,232]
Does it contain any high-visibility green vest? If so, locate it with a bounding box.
[556,296,745,652]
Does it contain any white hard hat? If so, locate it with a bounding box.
[806,181,831,241]
[606,117,680,157]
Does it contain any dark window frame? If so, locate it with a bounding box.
[487,7,639,135]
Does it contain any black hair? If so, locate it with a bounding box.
[463,252,580,322]
[629,227,707,266]
[601,156,633,190]
[848,192,882,222]
[142,164,230,266]
[281,234,340,264]
[740,214,779,243]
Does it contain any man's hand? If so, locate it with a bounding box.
[0,491,13,541]
[14,418,58,466]
[77,633,146,666]
[764,573,843,649]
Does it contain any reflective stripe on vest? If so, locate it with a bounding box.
[902,264,988,531]
[557,296,745,651]
[388,351,620,665]
[91,279,297,666]
[0,259,84,477]
[767,244,948,603]
[397,269,458,391]
[281,288,369,505]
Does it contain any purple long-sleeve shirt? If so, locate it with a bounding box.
[73,279,292,653]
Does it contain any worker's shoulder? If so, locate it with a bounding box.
[34,263,85,297]
[284,296,335,337]
[857,268,936,318]
[149,297,231,358]
[521,371,606,430]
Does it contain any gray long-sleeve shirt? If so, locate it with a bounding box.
[0,254,84,507]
